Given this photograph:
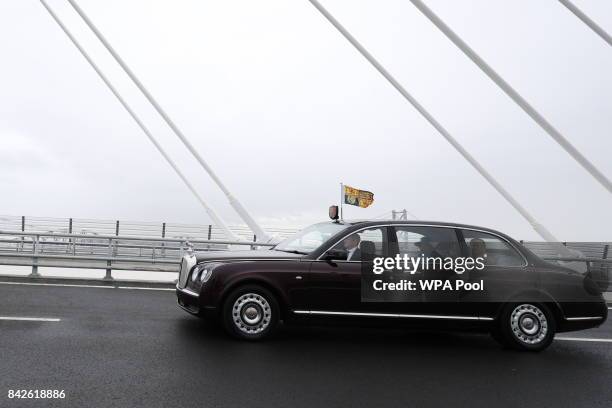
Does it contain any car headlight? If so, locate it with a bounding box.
[200,267,213,283]
[188,262,220,289]
[191,268,200,282]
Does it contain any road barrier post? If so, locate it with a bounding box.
[161,222,166,257]
[603,245,610,291]
[104,260,112,280]
[30,234,40,277]
[207,225,212,251]
[104,238,113,280]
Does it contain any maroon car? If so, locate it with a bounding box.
[176,220,607,351]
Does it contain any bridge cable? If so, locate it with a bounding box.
[66,0,271,242]
[408,0,612,194]
[558,0,612,46]
[307,0,559,242]
[39,0,241,242]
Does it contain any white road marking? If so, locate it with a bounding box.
[0,316,61,322]
[117,286,174,291]
[0,281,173,291]
[0,281,112,289]
[556,337,612,343]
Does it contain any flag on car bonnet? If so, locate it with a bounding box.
[343,185,374,208]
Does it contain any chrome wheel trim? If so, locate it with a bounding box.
[510,304,548,345]
[232,293,272,334]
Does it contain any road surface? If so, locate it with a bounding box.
[1,279,611,408]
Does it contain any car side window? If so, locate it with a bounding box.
[331,227,385,261]
[461,229,525,267]
[393,226,461,260]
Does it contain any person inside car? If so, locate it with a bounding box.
[415,236,442,259]
[342,234,362,261]
[469,238,487,262]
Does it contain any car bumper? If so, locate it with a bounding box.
[558,301,608,332]
[176,285,200,315]
[176,285,218,318]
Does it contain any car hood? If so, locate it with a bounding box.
[194,249,304,263]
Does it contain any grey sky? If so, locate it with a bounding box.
[1,0,610,241]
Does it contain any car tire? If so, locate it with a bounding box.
[496,302,556,352]
[222,285,280,340]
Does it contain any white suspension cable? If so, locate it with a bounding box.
[66,0,271,242]
[558,0,612,46]
[39,0,241,242]
[409,0,612,194]
[307,0,559,242]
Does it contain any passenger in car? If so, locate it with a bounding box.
[415,236,443,259]
[342,234,362,261]
[470,238,487,262]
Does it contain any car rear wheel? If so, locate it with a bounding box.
[495,303,556,352]
[222,285,279,340]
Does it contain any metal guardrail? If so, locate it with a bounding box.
[539,256,611,292]
[523,241,610,260]
[0,215,293,281]
[540,257,612,264]
[0,230,273,280]
[0,215,609,290]
[0,215,299,241]
[523,241,611,291]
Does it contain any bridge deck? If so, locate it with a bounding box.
[1,279,611,408]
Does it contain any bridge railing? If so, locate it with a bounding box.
[0,227,609,291]
[523,241,611,291]
[0,215,298,242]
[0,230,273,280]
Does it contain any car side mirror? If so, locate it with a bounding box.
[324,248,348,261]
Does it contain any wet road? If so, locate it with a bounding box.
[1,280,611,408]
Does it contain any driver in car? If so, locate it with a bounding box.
[342,234,362,261]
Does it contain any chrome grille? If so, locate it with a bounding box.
[178,254,196,289]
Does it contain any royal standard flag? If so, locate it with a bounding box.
[344,185,374,208]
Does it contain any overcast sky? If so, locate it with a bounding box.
[1,0,610,241]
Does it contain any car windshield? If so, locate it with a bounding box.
[273,222,349,254]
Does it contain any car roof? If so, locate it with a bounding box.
[336,219,515,240]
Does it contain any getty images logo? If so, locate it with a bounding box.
[372,254,486,275]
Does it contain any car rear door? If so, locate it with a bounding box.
[382,225,462,317]
[457,228,533,318]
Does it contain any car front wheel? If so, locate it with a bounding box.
[495,303,556,352]
[222,285,279,340]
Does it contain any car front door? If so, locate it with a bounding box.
[306,226,388,313]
